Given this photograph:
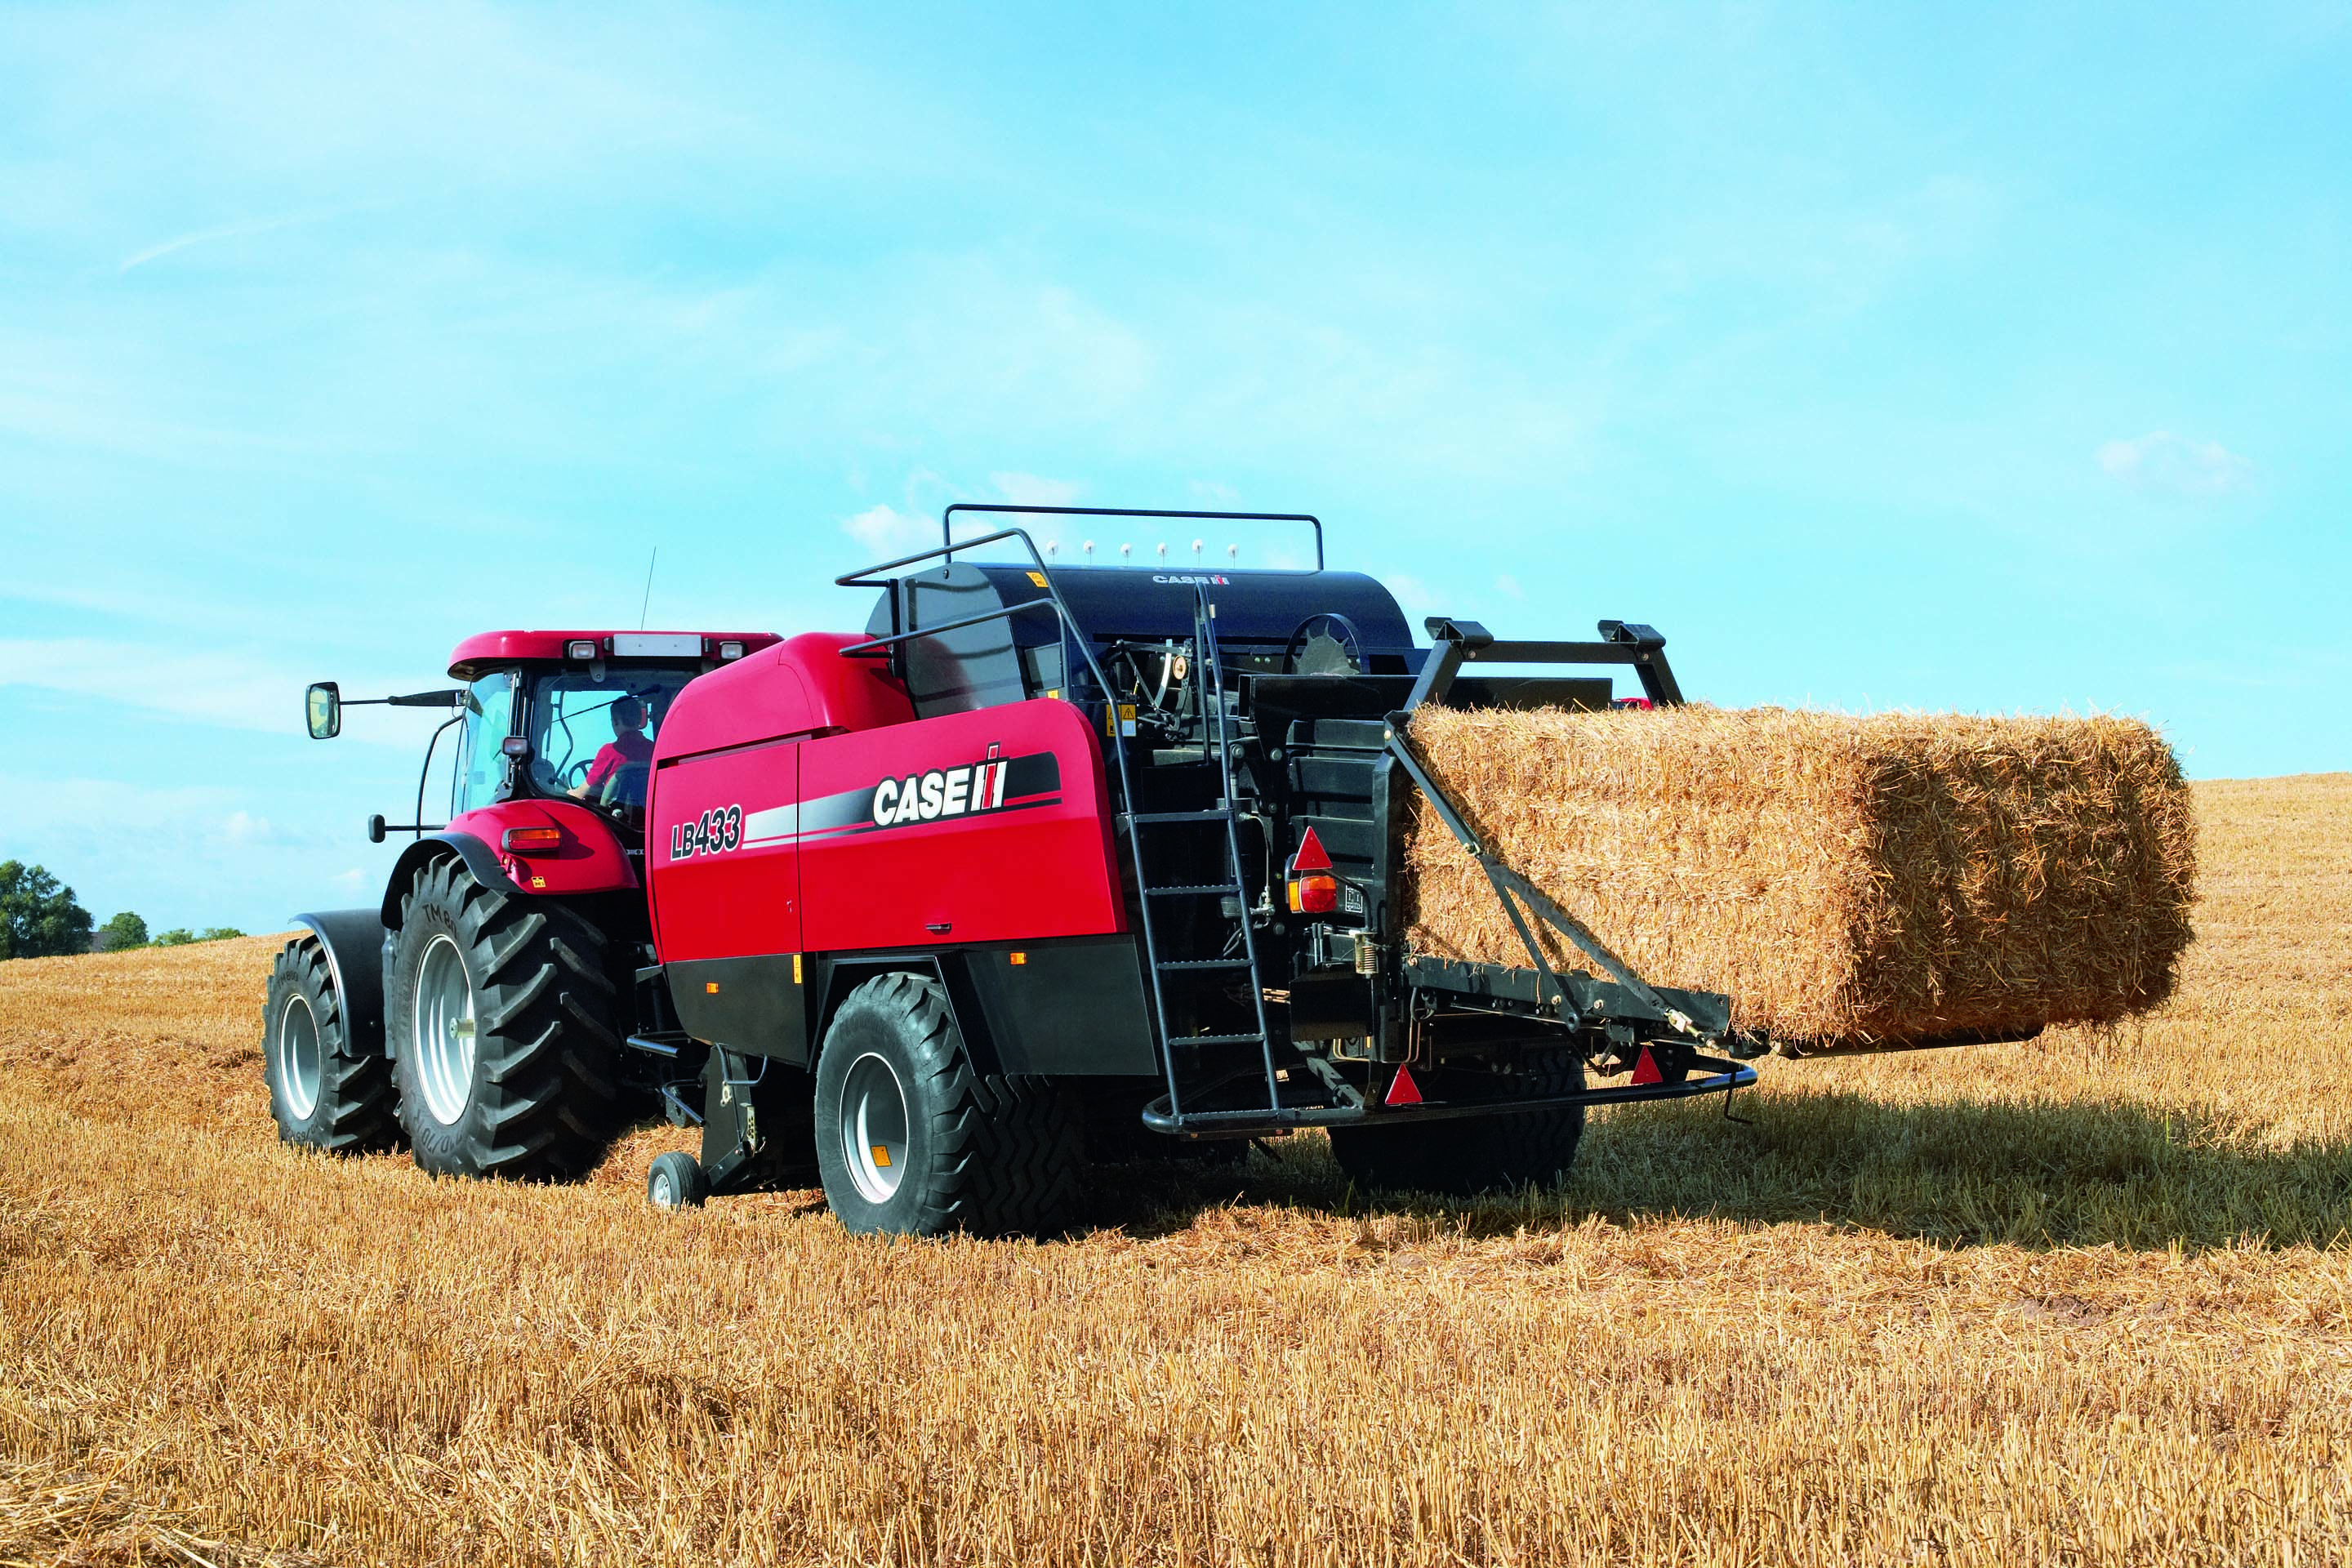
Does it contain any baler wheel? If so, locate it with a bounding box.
[1327,1049,1586,1196]
[385,856,626,1182]
[261,937,402,1155]
[813,972,1084,1238]
[647,1151,708,1212]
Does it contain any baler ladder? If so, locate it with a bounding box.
[1126,586,1282,1125]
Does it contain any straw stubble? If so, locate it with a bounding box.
[1403,706,2198,1045]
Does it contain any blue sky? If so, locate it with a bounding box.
[2,2,2346,933]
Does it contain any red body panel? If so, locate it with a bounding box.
[445,629,780,679]
[647,697,1125,964]
[653,632,915,759]
[448,800,639,895]
[645,740,803,961]
[800,701,1125,952]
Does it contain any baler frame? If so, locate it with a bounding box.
[832,512,1759,1144]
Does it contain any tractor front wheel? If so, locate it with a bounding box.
[813,972,1083,1237]
[386,857,625,1181]
[262,937,401,1154]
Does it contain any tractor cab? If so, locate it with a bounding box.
[441,631,781,831]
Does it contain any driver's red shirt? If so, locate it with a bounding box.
[585,731,653,790]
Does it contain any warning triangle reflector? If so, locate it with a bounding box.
[1383,1065,1423,1106]
[1629,1044,1663,1086]
[1290,825,1332,874]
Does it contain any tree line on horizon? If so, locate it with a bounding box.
[0,862,243,960]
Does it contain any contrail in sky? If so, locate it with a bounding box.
[117,198,396,274]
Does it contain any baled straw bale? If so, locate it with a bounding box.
[1402,706,2197,1045]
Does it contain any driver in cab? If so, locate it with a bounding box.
[570,695,653,804]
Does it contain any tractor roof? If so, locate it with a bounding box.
[447,630,782,679]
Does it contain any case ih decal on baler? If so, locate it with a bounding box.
[662,749,1063,863]
[869,747,1059,828]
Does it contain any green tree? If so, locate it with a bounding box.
[153,928,196,947]
[0,862,96,960]
[98,911,149,951]
[198,926,247,942]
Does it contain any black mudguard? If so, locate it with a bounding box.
[291,908,391,1058]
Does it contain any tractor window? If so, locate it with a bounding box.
[527,670,693,813]
[452,672,515,816]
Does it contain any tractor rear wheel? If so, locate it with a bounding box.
[262,937,401,1154]
[1328,1050,1586,1196]
[813,972,1084,1237]
[385,857,625,1181]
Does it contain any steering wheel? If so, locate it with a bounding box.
[562,760,593,791]
[1283,612,1365,676]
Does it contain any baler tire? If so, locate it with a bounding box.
[261,937,402,1154]
[1329,1050,1586,1196]
[813,971,1084,1238]
[385,856,626,1183]
[647,1151,708,1212]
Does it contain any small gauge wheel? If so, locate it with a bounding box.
[1284,612,1365,676]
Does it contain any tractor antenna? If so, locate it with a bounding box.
[639,548,658,629]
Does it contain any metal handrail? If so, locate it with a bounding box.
[835,525,1123,710]
[941,501,1325,572]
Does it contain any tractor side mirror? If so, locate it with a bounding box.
[306,682,341,740]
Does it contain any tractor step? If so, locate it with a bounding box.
[1156,958,1254,971]
[1143,883,1241,896]
[1128,809,1232,824]
[626,1031,688,1058]
[1176,1031,1270,1046]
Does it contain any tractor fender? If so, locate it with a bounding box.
[290,908,390,1058]
[377,831,520,929]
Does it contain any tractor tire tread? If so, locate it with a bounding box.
[390,854,626,1182]
[262,938,402,1155]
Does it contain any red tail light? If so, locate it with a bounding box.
[501,826,564,856]
[1285,826,1339,915]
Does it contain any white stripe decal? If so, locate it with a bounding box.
[739,803,796,846]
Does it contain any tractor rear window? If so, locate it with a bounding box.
[528,671,693,811]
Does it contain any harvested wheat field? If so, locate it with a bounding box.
[2,777,2349,1567]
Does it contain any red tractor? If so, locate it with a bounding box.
[270,506,1758,1234]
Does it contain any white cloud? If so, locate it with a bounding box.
[0,637,422,741]
[2096,431,2253,497]
[0,637,298,733]
[989,472,1083,508]
[840,503,937,559]
[1494,573,1526,599]
[222,809,278,846]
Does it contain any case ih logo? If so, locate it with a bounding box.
[871,746,1025,828]
[1152,573,1230,586]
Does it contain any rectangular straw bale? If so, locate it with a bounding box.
[1402,706,2197,1045]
